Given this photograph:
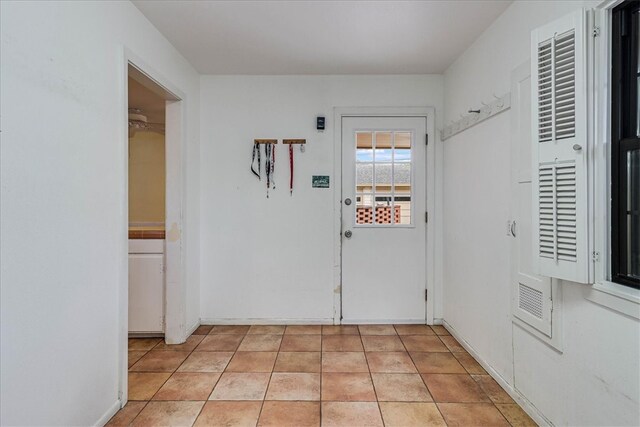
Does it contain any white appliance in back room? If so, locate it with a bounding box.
[127,74,167,336]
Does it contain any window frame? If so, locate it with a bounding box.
[586,1,640,320]
[611,0,640,289]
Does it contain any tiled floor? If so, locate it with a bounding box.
[108,325,537,426]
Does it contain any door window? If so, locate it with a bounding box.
[355,131,412,226]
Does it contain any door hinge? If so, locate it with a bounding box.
[425,289,428,301]
[425,212,429,223]
[592,251,600,262]
[593,26,600,37]
[426,134,429,145]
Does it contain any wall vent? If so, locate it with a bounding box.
[518,283,544,320]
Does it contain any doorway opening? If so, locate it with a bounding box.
[128,70,167,338]
[122,61,184,405]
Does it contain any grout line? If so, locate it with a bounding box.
[255,331,284,425]
[358,329,386,426]
[319,332,323,426]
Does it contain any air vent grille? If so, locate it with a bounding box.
[518,283,544,320]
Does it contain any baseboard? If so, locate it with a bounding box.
[442,320,553,427]
[341,318,426,325]
[95,399,121,427]
[200,318,334,325]
[432,317,444,325]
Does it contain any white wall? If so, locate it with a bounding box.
[0,2,200,425]
[199,75,443,322]
[443,1,639,426]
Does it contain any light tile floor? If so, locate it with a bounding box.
[107,325,537,426]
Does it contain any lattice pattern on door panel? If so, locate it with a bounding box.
[356,206,401,224]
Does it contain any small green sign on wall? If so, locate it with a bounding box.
[312,175,330,188]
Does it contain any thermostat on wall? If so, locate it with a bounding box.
[316,116,325,131]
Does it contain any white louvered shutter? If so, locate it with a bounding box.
[531,9,591,284]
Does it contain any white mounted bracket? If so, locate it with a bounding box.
[441,93,511,141]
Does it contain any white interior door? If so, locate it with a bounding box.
[341,116,427,323]
[511,62,553,337]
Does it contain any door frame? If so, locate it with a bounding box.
[332,107,436,325]
[118,47,187,405]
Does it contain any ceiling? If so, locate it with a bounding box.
[128,76,165,124]
[133,0,511,75]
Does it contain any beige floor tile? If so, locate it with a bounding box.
[153,335,204,352]
[192,325,213,335]
[361,336,405,352]
[437,403,510,426]
[274,352,321,373]
[423,374,491,403]
[285,325,322,335]
[226,351,277,372]
[379,402,446,427]
[259,401,320,427]
[131,401,204,427]
[410,352,467,373]
[194,401,262,427]
[366,352,417,373]
[265,372,321,400]
[322,352,369,373]
[495,403,538,426]
[128,338,162,351]
[452,352,487,374]
[210,325,250,335]
[321,402,383,427]
[238,334,282,351]
[106,401,147,426]
[401,335,449,352]
[430,325,450,336]
[177,351,233,373]
[153,372,220,400]
[440,335,465,352]
[371,373,432,402]
[322,335,364,352]
[322,325,359,335]
[321,373,376,401]
[209,372,271,400]
[195,334,244,351]
[128,351,147,368]
[129,351,190,372]
[472,375,515,404]
[280,334,322,351]
[358,325,397,335]
[394,324,435,335]
[128,372,171,401]
[248,325,286,335]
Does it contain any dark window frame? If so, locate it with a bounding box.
[611,0,640,289]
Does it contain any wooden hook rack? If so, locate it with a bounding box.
[282,139,306,144]
[254,139,278,144]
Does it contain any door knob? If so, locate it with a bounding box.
[344,230,353,238]
[344,198,352,206]
[573,144,582,151]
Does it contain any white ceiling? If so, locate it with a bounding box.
[133,0,511,75]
